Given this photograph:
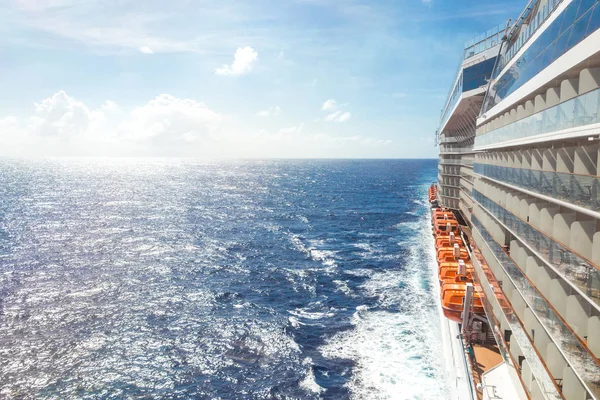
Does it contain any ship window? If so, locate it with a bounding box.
[551,30,570,60]
[567,10,593,49]
[587,4,600,35]
[576,0,597,21]
[559,0,579,37]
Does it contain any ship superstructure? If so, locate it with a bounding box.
[435,1,600,399]
[437,25,504,222]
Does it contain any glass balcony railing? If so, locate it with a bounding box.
[439,147,475,154]
[441,181,460,188]
[439,136,461,144]
[439,169,461,177]
[464,24,505,60]
[439,159,463,165]
[439,158,474,166]
[459,183,472,195]
[472,216,600,399]
[484,0,600,113]
[460,172,474,183]
[440,73,463,131]
[473,189,600,308]
[493,0,563,81]
[469,235,562,400]
[477,87,600,148]
[473,163,600,212]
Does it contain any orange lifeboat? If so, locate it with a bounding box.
[440,284,485,322]
[431,210,454,223]
[438,260,473,284]
[435,233,464,249]
[433,219,459,236]
[428,184,438,203]
[437,245,470,264]
[430,204,487,323]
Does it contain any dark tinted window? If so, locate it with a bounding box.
[587,4,600,35]
[567,10,592,48]
[559,0,580,36]
[483,3,600,113]
[462,57,497,92]
[576,0,597,20]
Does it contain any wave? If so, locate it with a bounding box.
[299,357,326,394]
[289,308,337,321]
[321,310,449,400]
[319,210,451,399]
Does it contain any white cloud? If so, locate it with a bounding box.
[421,0,433,6]
[120,94,223,143]
[325,111,352,123]
[256,106,281,117]
[337,112,352,122]
[215,46,258,76]
[139,46,154,54]
[0,116,18,128]
[322,99,337,111]
[279,124,303,135]
[0,91,397,158]
[29,90,96,138]
[3,91,223,153]
[100,100,120,113]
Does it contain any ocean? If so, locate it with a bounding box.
[0,158,451,399]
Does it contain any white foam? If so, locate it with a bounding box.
[353,242,375,252]
[299,357,326,394]
[288,316,305,328]
[319,208,452,399]
[289,308,337,320]
[333,279,355,296]
[289,234,337,271]
[321,310,449,400]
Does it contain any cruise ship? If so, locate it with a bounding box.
[434,1,600,399]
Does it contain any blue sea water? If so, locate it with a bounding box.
[0,158,450,400]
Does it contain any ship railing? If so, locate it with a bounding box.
[472,189,600,308]
[476,87,600,148]
[473,163,600,213]
[472,215,600,399]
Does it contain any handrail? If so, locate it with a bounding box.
[477,86,600,147]
[475,163,600,179]
[472,216,600,399]
[473,189,600,320]
[473,189,600,273]
[469,230,564,399]
[473,163,600,214]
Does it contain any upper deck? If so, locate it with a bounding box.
[438,27,504,138]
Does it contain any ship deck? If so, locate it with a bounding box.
[471,344,503,399]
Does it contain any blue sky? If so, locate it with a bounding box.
[0,0,524,158]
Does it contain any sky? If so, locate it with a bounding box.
[0,0,524,158]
